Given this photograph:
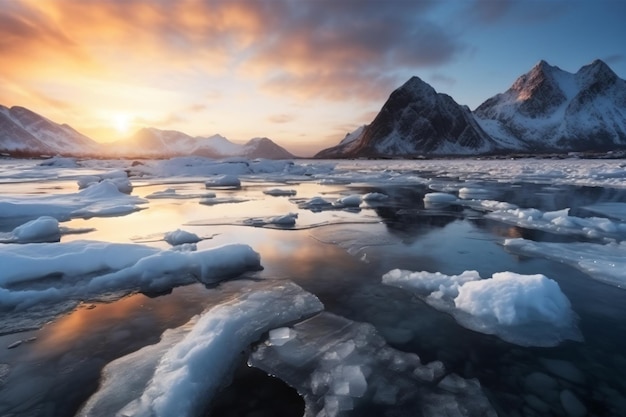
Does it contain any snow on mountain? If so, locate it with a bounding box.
[318,59,626,158]
[115,129,294,159]
[474,59,626,152]
[0,105,100,156]
[316,76,497,158]
[241,137,295,159]
[0,106,294,159]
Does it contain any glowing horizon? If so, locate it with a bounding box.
[1,0,625,156]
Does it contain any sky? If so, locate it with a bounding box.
[1,0,625,156]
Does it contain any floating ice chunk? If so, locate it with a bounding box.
[205,174,241,188]
[9,216,60,243]
[333,194,362,208]
[504,238,626,288]
[0,180,146,220]
[145,188,216,199]
[77,281,323,417]
[199,196,248,206]
[423,192,457,204]
[296,196,333,212]
[383,269,581,347]
[243,213,298,227]
[250,312,496,417]
[487,207,626,241]
[78,170,133,193]
[423,192,458,209]
[163,229,201,246]
[362,192,388,202]
[0,241,261,333]
[263,188,297,196]
[454,272,573,326]
[458,187,493,199]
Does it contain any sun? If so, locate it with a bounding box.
[113,113,131,136]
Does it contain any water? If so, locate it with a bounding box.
[1,159,626,416]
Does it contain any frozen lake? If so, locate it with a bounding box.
[1,156,626,417]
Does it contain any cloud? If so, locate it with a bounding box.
[0,0,466,114]
[430,73,457,88]
[268,114,295,124]
[603,54,624,65]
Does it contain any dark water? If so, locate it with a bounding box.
[2,181,626,416]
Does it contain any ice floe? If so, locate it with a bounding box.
[0,241,261,333]
[77,170,133,194]
[0,180,147,221]
[145,188,216,200]
[486,207,626,241]
[383,269,581,347]
[263,188,297,196]
[243,212,298,228]
[163,229,202,246]
[77,280,323,417]
[250,312,497,417]
[205,174,241,189]
[504,238,626,288]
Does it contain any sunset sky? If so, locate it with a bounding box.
[1,0,625,156]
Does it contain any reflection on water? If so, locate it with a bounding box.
[2,173,626,416]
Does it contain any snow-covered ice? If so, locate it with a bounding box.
[0,180,147,221]
[263,188,297,196]
[0,241,261,333]
[77,280,323,417]
[486,207,626,241]
[504,238,626,288]
[383,269,581,346]
[163,229,202,246]
[204,174,241,189]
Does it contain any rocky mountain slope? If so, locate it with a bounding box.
[317,59,626,158]
[317,77,497,158]
[0,105,100,156]
[475,59,626,152]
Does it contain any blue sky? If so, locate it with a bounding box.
[0,0,624,156]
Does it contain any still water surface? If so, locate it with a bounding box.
[1,175,626,416]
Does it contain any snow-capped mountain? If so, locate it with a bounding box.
[475,59,626,152]
[317,59,626,158]
[116,127,295,159]
[316,76,497,158]
[0,105,100,156]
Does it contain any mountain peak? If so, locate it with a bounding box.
[577,59,618,85]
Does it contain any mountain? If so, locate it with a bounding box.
[241,137,295,159]
[474,59,626,152]
[115,127,294,159]
[316,77,497,158]
[0,105,100,156]
[317,59,626,158]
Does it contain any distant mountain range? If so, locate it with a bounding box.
[3,59,625,160]
[317,59,626,158]
[109,128,295,159]
[0,108,295,159]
